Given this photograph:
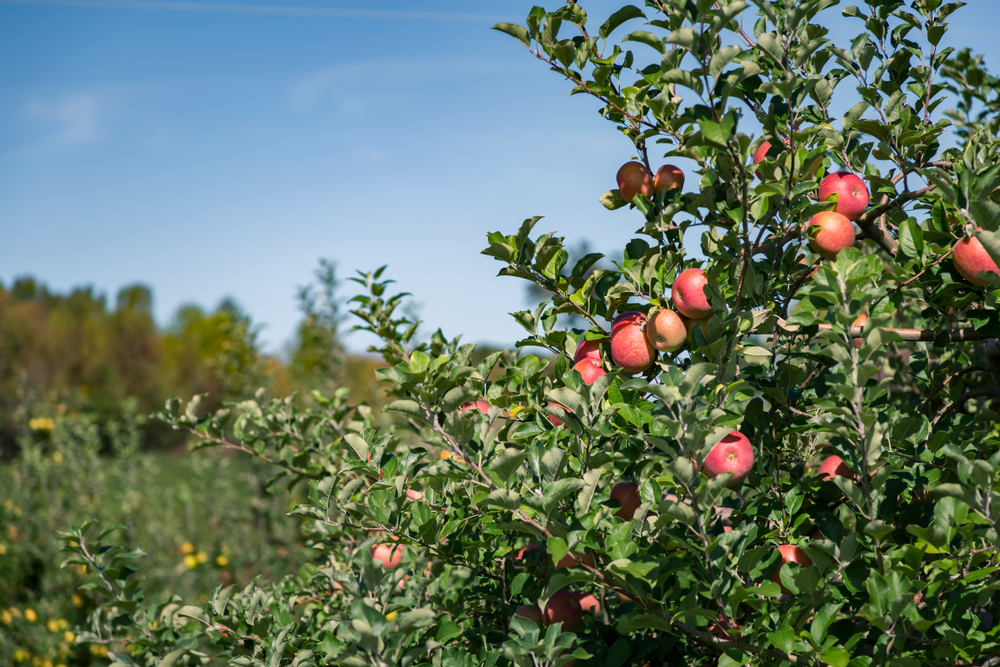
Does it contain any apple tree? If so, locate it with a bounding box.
[61,1,1000,666]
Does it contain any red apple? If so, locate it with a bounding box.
[818,455,853,481]
[544,590,583,631]
[752,140,772,178]
[852,314,867,349]
[574,591,600,614]
[514,604,543,627]
[371,543,404,569]
[610,312,657,373]
[771,544,812,594]
[406,489,424,501]
[701,431,754,485]
[808,211,855,260]
[616,161,655,203]
[555,551,594,569]
[819,171,870,221]
[460,399,490,414]
[671,268,713,319]
[547,401,568,427]
[953,228,1000,286]
[573,338,605,364]
[572,359,606,385]
[654,164,684,193]
[610,482,641,520]
[645,308,686,352]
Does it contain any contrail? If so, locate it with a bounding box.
[0,0,515,22]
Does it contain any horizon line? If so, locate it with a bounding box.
[0,0,516,22]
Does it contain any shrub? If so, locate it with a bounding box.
[58,1,1000,666]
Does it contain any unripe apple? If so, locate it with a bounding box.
[460,399,490,414]
[574,591,600,614]
[671,268,713,319]
[808,211,855,260]
[818,455,853,481]
[514,604,543,627]
[610,482,641,520]
[818,171,869,221]
[573,338,606,364]
[852,314,867,349]
[752,140,771,178]
[645,308,686,352]
[701,431,754,485]
[371,543,404,569]
[616,161,655,202]
[572,358,606,385]
[953,228,1000,286]
[654,164,684,193]
[610,312,657,373]
[544,590,583,632]
[771,544,812,594]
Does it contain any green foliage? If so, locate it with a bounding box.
[46,1,1000,666]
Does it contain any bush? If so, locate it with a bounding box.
[56,1,1000,666]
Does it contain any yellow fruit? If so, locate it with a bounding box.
[70,595,83,608]
[183,554,198,569]
[63,631,75,643]
[385,610,399,622]
[47,619,59,632]
[0,543,7,555]
[196,551,208,563]
[1,610,11,624]
[24,609,37,622]
[216,555,229,567]
[10,607,22,617]
[180,542,195,555]
[75,565,86,575]
[439,451,451,460]
[52,452,64,463]
[57,619,67,630]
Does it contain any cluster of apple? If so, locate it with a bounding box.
[621,149,1000,285]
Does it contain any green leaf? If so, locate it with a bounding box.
[898,219,924,260]
[710,45,743,79]
[623,30,664,53]
[820,646,850,667]
[767,625,795,654]
[599,5,645,39]
[971,199,1000,233]
[492,22,530,47]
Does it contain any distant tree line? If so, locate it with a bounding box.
[0,261,385,457]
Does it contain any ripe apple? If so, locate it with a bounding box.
[654,164,684,193]
[645,308,686,352]
[818,171,870,221]
[574,591,600,614]
[572,358,606,385]
[610,311,657,373]
[852,314,867,349]
[683,315,709,343]
[953,228,1000,286]
[610,482,641,520]
[752,140,771,178]
[460,399,490,414]
[808,211,855,260]
[371,543,404,569]
[701,431,754,485]
[514,604,543,627]
[818,455,853,481]
[771,544,812,594]
[616,161,655,203]
[544,590,583,632]
[671,268,713,319]
[555,551,594,569]
[573,338,605,364]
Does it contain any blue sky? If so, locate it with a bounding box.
[2,0,999,355]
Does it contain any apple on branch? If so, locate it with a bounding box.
[610,311,656,373]
[807,211,855,260]
[771,544,812,595]
[616,161,654,203]
[654,164,684,193]
[953,228,1000,286]
[544,590,583,632]
[701,431,754,485]
[645,308,686,352]
[671,268,713,319]
[572,358,606,385]
[610,482,641,520]
[818,171,870,221]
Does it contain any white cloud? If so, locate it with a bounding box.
[23,94,104,149]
